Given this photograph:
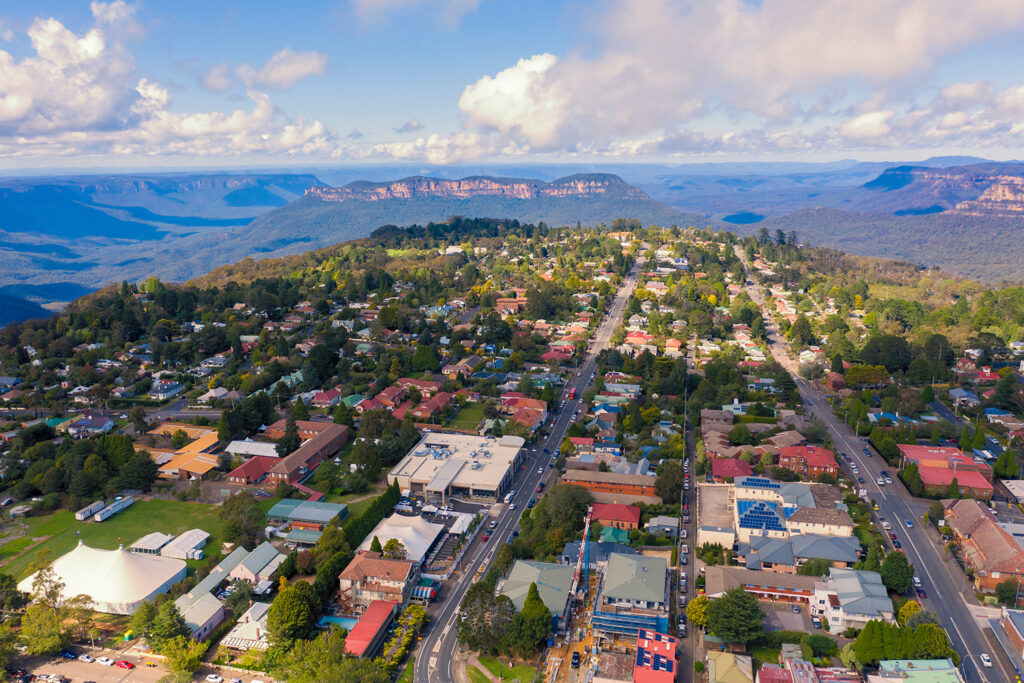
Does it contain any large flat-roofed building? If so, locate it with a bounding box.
[559,469,660,505]
[388,432,525,502]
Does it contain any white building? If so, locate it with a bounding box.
[357,514,446,566]
[812,568,895,630]
[18,541,186,615]
[388,432,525,502]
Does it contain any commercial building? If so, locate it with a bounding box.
[592,553,669,639]
[812,568,894,630]
[267,498,347,532]
[18,541,186,615]
[157,432,221,480]
[337,551,416,614]
[867,660,964,683]
[499,560,574,632]
[388,432,525,502]
[344,600,398,658]
[560,469,661,505]
[356,514,446,566]
[898,444,993,499]
[737,534,860,573]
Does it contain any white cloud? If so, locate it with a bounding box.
[237,48,327,90]
[0,14,336,161]
[840,111,895,139]
[458,0,1024,154]
[352,0,481,28]
[393,119,423,133]
[200,62,233,92]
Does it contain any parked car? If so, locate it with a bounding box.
[114,661,134,670]
[893,539,902,548]
[980,653,993,668]
[571,652,581,669]
[792,604,800,613]
[205,676,224,683]
[58,650,77,659]
[96,657,114,666]
[811,616,822,629]
[527,498,536,508]
[78,654,94,663]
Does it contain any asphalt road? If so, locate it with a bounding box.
[737,249,1011,683]
[413,263,640,683]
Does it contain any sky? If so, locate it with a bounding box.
[2,0,1024,169]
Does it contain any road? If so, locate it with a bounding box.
[413,263,640,683]
[737,247,1011,683]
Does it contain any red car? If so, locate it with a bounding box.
[115,661,135,669]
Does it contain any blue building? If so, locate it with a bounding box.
[592,553,669,639]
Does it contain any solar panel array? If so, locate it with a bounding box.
[737,499,786,532]
[635,647,675,672]
[738,476,781,489]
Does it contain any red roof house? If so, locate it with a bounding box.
[591,502,642,530]
[344,600,398,658]
[709,458,754,482]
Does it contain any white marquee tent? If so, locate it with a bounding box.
[18,540,187,615]
[357,514,445,565]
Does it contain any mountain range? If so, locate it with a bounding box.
[4,158,1024,323]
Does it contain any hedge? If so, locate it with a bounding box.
[342,481,401,547]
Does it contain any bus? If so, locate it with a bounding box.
[568,387,576,400]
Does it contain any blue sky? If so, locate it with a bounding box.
[1,0,1024,168]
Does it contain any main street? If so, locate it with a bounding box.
[413,261,640,683]
[737,247,1012,683]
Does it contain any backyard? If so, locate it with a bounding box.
[0,496,280,580]
[449,403,486,431]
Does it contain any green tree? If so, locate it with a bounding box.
[912,622,960,665]
[274,628,391,683]
[219,491,263,548]
[971,426,987,450]
[994,449,1018,479]
[655,459,683,503]
[291,397,310,421]
[797,558,832,577]
[382,538,407,560]
[267,581,319,644]
[900,462,924,497]
[0,623,17,673]
[150,601,189,648]
[880,551,914,594]
[706,587,764,644]
[277,416,302,456]
[946,477,960,499]
[129,599,157,640]
[996,579,1020,606]
[170,429,190,449]
[788,315,815,347]
[686,594,710,628]
[161,635,208,680]
[927,501,945,525]
[20,603,69,655]
[369,536,383,553]
[507,582,552,657]
[897,600,921,626]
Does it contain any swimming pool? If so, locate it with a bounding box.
[318,615,358,630]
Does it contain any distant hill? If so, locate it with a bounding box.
[242,173,705,252]
[732,208,1024,284]
[0,292,52,326]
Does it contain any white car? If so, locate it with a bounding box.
[206,675,224,683]
[509,503,516,510]
[97,656,114,666]
[980,653,993,667]
[78,654,94,663]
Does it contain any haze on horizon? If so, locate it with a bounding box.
[2,0,1024,170]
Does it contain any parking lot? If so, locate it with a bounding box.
[761,601,816,632]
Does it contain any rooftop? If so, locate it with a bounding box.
[602,553,667,604]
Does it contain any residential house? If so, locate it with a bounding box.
[229,542,285,583]
[944,498,1024,594]
[337,551,416,614]
[778,446,839,479]
[220,602,271,651]
[647,516,680,538]
[409,391,453,420]
[500,560,574,632]
[707,652,753,683]
[592,503,642,530]
[148,380,183,401]
[812,568,895,630]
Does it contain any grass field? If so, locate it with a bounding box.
[466,666,491,683]
[0,497,279,580]
[478,656,534,682]
[449,403,485,431]
[751,646,781,670]
[397,657,415,683]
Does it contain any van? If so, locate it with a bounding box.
[913,576,922,589]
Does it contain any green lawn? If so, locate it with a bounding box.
[449,403,485,431]
[467,666,491,683]
[0,498,230,580]
[478,656,534,682]
[751,646,781,670]
[397,656,415,683]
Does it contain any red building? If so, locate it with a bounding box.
[778,446,839,479]
[591,502,642,530]
[709,457,754,482]
[633,629,676,683]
